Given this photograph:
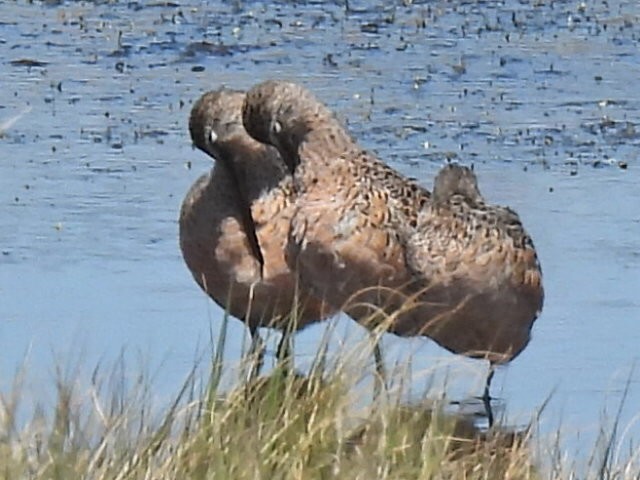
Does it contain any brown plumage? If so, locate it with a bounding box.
[180,89,334,373]
[243,80,430,329]
[242,81,544,418]
[399,164,544,365]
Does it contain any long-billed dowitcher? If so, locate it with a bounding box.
[181,88,334,377]
[242,80,429,327]
[401,164,543,366]
[242,81,543,422]
[403,164,543,423]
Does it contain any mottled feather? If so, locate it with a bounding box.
[243,80,430,327]
[242,81,543,364]
[401,165,544,362]
[180,89,333,333]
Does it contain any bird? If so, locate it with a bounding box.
[181,88,334,378]
[400,164,543,365]
[401,164,544,424]
[242,80,544,424]
[242,80,430,331]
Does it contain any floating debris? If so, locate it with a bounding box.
[10,59,48,67]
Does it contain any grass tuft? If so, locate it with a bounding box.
[0,316,638,479]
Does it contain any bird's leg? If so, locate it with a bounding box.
[371,334,387,400]
[276,329,293,376]
[482,365,496,428]
[247,324,265,382]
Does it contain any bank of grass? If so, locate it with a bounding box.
[0,319,635,479]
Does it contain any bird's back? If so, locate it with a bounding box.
[242,81,543,362]
[398,165,544,362]
[242,85,432,326]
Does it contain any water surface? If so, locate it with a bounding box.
[1,0,639,461]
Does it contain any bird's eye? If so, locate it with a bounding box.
[209,128,218,144]
[272,121,282,135]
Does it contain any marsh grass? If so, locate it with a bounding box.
[0,316,637,479]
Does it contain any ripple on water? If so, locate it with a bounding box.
[1,0,639,462]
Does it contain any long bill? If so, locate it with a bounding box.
[221,160,265,278]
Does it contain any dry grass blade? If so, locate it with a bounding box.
[0,107,32,137]
[0,316,638,479]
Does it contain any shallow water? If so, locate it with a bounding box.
[1,0,639,462]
